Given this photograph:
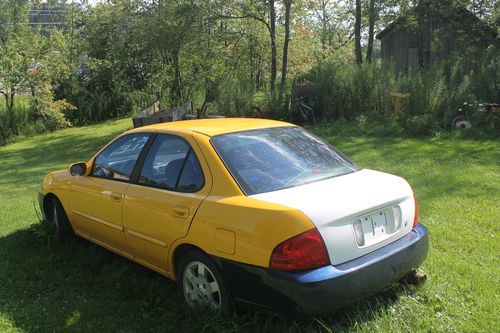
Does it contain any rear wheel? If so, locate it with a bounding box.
[177,250,229,313]
[50,197,74,244]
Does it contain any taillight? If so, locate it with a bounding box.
[270,228,330,271]
[413,194,419,228]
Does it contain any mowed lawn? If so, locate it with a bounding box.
[0,118,498,332]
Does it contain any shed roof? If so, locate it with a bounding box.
[376,2,496,40]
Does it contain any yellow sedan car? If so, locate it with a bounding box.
[39,118,429,315]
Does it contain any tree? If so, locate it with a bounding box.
[316,0,332,50]
[0,29,70,133]
[307,0,354,55]
[212,1,280,97]
[366,0,376,63]
[0,0,28,44]
[269,0,278,97]
[280,0,293,97]
[354,0,363,64]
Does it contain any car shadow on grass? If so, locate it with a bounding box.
[0,220,425,332]
[0,221,190,332]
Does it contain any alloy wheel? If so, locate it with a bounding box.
[182,261,221,311]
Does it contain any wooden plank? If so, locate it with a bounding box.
[132,100,194,128]
[408,48,418,73]
[136,101,160,119]
[164,100,192,122]
[132,118,143,128]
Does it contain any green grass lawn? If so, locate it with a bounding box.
[0,118,498,332]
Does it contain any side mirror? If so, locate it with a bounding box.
[69,162,87,176]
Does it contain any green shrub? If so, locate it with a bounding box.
[306,50,498,134]
[17,120,48,137]
[307,62,397,122]
[396,64,448,128]
[247,89,287,120]
[31,92,75,132]
[0,97,32,143]
[214,77,255,117]
[60,58,156,125]
[471,45,500,103]
[405,114,438,135]
[0,92,76,144]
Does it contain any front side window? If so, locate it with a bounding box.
[92,134,150,181]
[211,126,359,195]
[138,134,204,192]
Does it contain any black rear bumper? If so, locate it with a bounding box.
[213,223,429,316]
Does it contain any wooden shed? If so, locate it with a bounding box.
[376,0,497,73]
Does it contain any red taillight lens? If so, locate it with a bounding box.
[413,194,419,228]
[270,228,330,271]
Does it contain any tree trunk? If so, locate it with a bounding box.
[319,0,329,51]
[250,34,259,90]
[197,98,209,119]
[172,49,183,104]
[280,0,292,99]
[366,0,375,63]
[250,39,255,86]
[256,53,262,90]
[269,0,277,98]
[4,92,16,134]
[354,0,363,65]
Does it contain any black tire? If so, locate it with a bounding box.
[177,250,230,313]
[50,197,74,244]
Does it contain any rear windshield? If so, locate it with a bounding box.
[211,126,359,195]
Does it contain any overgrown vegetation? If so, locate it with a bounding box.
[1,0,498,144]
[305,47,499,134]
[0,119,498,332]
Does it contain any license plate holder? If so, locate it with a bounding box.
[371,212,388,237]
[357,210,390,246]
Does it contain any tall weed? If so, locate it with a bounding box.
[306,47,499,134]
[308,62,397,121]
[213,77,255,117]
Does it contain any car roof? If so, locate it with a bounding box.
[129,118,295,137]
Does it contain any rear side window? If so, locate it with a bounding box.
[177,150,204,191]
[138,134,204,192]
[92,134,150,181]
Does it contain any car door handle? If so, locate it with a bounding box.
[171,206,190,218]
[110,192,123,202]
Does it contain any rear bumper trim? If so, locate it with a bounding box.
[214,223,429,316]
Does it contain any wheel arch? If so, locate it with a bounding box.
[171,243,207,280]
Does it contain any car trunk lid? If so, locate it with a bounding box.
[250,169,416,265]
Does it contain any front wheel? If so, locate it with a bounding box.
[50,197,74,244]
[177,251,229,312]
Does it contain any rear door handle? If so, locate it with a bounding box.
[110,192,123,202]
[171,206,190,218]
